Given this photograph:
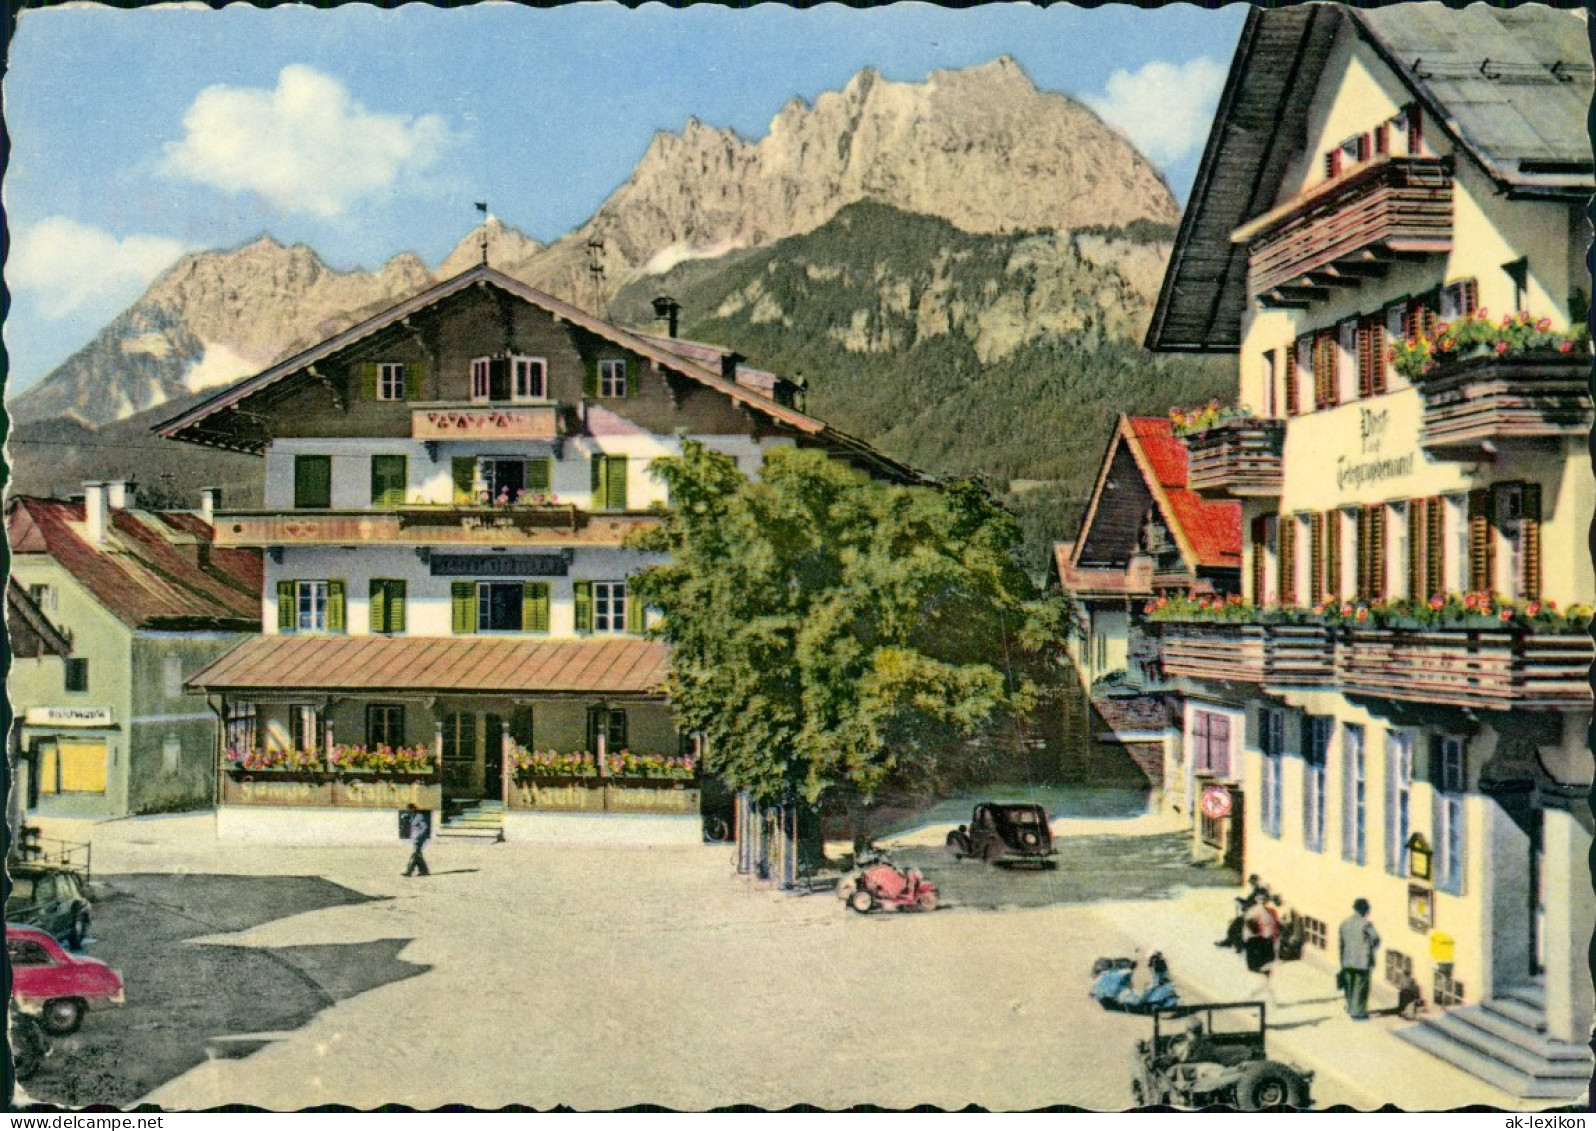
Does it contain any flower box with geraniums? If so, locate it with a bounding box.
[328,744,437,780]
[1390,311,1592,456]
[224,747,327,780]
[1168,404,1285,497]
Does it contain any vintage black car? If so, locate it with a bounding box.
[945,802,1056,865]
[6,863,92,950]
[1132,1002,1313,1110]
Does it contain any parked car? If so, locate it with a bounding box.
[1131,1002,1313,1110]
[7,924,124,1035]
[6,863,92,949]
[945,802,1056,866]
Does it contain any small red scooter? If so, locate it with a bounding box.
[840,854,939,913]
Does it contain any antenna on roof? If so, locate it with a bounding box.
[476,201,490,266]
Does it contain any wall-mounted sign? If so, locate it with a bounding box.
[430,554,568,578]
[1406,833,1433,882]
[25,706,113,727]
[412,407,558,441]
[1408,883,1435,933]
[1200,786,1233,820]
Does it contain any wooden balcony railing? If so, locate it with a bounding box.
[212,507,659,548]
[1158,621,1336,687]
[1337,627,1593,711]
[1181,419,1286,497]
[1239,157,1453,306]
[1407,352,1592,458]
[411,401,565,441]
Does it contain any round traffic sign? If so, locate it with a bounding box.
[1200,786,1232,820]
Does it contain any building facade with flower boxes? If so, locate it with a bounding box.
[1145,5,1593,1099]
[160,264,924,845]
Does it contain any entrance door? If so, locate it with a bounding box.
[483,713,504,802]
[441,712,478,800]
[1530,810,1547,977]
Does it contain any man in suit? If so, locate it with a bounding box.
[403,803,432,877]
[1338,898,1380,1019]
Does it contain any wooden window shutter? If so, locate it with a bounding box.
[626,583,645,634]
[371,455,406,509]
[1521,483,1542,600]
[1250,516,1268,603]
[369,579,388,634]
[1407,500,1425,602]
[294,456,332,510]
[1356,324,1373,399]
[1374,123,1390,156]
[404,361,423,401]
[277,581,296,631]
[1285,341,1301,416]
[607,456,629,510]
[327,580,347,633]
[1357,317,1385,396]
[1468,488,1495,595]
[1367,506,1386,600]
[1406,103,1423,154]
[573,581,593,633]
[1460,278,1479,317]
[452,458,476,504]
[1356,133,1371,162]
[1325,510,1342,600]
[451,582,478,635]
[1356,508,1372,598]
[522,582,550,634]
[1309,512,1326,602]
[1314,332,1339,408]
[525,458,552,494]
[360,361,379,400]
[1325,149,1342,179]
[1278,516,1297,605]
[1425,497,1445,601]
[591,454,607,505]
[584,358,600,398]
[389,581,406,634]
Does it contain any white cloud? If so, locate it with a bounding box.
[9,217,189,320]
[161,64,452,218]
[1085,57,1228,167]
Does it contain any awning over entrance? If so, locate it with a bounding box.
[188,636,672,696]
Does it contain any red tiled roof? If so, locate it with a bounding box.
[7,498,262,630]
[188,635,672,696]
[1123,417,1241,571]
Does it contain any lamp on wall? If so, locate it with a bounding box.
[1406,832,1433,882]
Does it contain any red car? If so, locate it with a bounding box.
[7,924,124,1035]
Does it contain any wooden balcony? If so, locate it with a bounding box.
[411,401,565,441]
[1263,625,1336,688]
[1407,352,1592,459]
[212,507,659,548]
[1238,157,1453,306]
[1337,628,1593,711]
[1181,419,1285,497]
[1159,623,1268,684]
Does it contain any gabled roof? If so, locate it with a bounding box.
[7,580,73,658]
[7,498,262,632]
[1061,416,1240,593]
[154,264,929,485]
[187,635,671,696]
[1147,4,1593,352]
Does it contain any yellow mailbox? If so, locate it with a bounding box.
[1430,932,1455,964]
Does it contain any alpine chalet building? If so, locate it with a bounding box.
[157,264,923,846]
[1143,5,1593,1100]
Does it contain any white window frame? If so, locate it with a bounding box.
[1389,502,1410,600]
[296,581,329,634]
[1303,716,1330,853]
[1261,516,1279,605]
[512,356,546,402]
[1342,722,1367,865]
[599,359,629,398]
[1338,507,1359,602]
[377,362,405,401]
[592,581,628,634]
[1435,736,1467,895]
[1260,708,1286,840]
[1496,484,1526,598]
[1385,731,1414,876]
[1263,350,1278,418]
[27,583,54,611]
[470,357,492,402]
[1337,318,1359,404]
[476,581,525,634]
[1446,493,1470,595]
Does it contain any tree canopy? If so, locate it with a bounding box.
[630,441,1070,809]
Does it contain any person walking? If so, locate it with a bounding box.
[1244,896,1282,1004]
[1338,898,1380,1019]
[403,803,432,877]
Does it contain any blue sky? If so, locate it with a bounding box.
[4,2,1247,395]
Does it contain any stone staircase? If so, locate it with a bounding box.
[439,800,505,842]
[1396,981,1593,1102]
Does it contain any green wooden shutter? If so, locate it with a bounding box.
[452,458,477,504]
[526,458,552,494]
[278,581,296,631]
[327,581,346,633]
[369,579,388,634]
[606,455,628,510]
[584,358,600,398]
[389,580,406,634]
[360,362,379,400]
[625,581,644,634]
[522,582,550,634]
[371,455,407,509]
[404,361,423,401]
[294,456,332,509]
[452,582,478,635]
[573,581,593,633]
[591,455,607,507]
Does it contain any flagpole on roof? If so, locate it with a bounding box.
[476,201,489,266]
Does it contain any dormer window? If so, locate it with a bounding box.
[377,363,405,401]
[470,356,547,403]
[599,359,629,398]
[1325,133,1372,180]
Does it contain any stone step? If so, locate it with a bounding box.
[436,826,503,841]
[1500,982,1547,1011]
[1422,1010,1594,1079]
[1483,995,1549,1033]
[1397,1024,1590,1101]
[1446,1005,1589,1064]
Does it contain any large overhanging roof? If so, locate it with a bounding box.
[153,264,932,485]
[1147,3,1594,353]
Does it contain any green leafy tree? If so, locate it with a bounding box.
[630,441,1070,832]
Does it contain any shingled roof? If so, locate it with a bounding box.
[1147,4,1593,352]
[7,579,73,659]
[7,498,262,631]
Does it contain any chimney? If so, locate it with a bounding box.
[651,295,681,338]
[83,482,108,545]
[106,479,136,510]
[200,487,221,525]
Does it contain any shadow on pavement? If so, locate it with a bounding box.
[19,874,429,1110]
